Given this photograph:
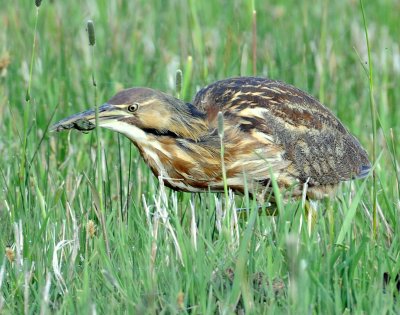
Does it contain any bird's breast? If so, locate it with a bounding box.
[134,128,299,196]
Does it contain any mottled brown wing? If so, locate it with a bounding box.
[193,77,370,186]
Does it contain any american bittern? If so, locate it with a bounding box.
[51,77,370,201]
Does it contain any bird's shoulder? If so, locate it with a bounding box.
[192,76,347,134]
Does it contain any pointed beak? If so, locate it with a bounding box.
[50,103,129,132]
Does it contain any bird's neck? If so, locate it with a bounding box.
[167,99,209,141]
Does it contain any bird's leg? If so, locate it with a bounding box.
[235,189,279,218]
[256,190,279,216]
[236,201,278,220]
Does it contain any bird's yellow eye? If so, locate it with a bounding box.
[128,103,139,112]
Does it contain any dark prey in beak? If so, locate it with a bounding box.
[50,104,119,132]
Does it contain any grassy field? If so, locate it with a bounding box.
[1,0,399,313]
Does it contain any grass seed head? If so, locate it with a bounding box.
[176,291,185,310]
[5,246,15,263]
[0,52,11,76]
[217,111,224,138]
[175,69,182,96]
[87,220,96,238]
[25,89,30,102]
[87,20,96,46]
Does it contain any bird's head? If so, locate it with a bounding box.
[51,87,207,143]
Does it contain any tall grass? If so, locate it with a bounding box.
[0,0,399,313]
[359,0,378,238]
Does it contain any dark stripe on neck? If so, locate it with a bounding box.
[142,128,180,138]
[186,103,207,119]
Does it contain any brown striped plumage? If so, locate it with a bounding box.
[51,77,370,201]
